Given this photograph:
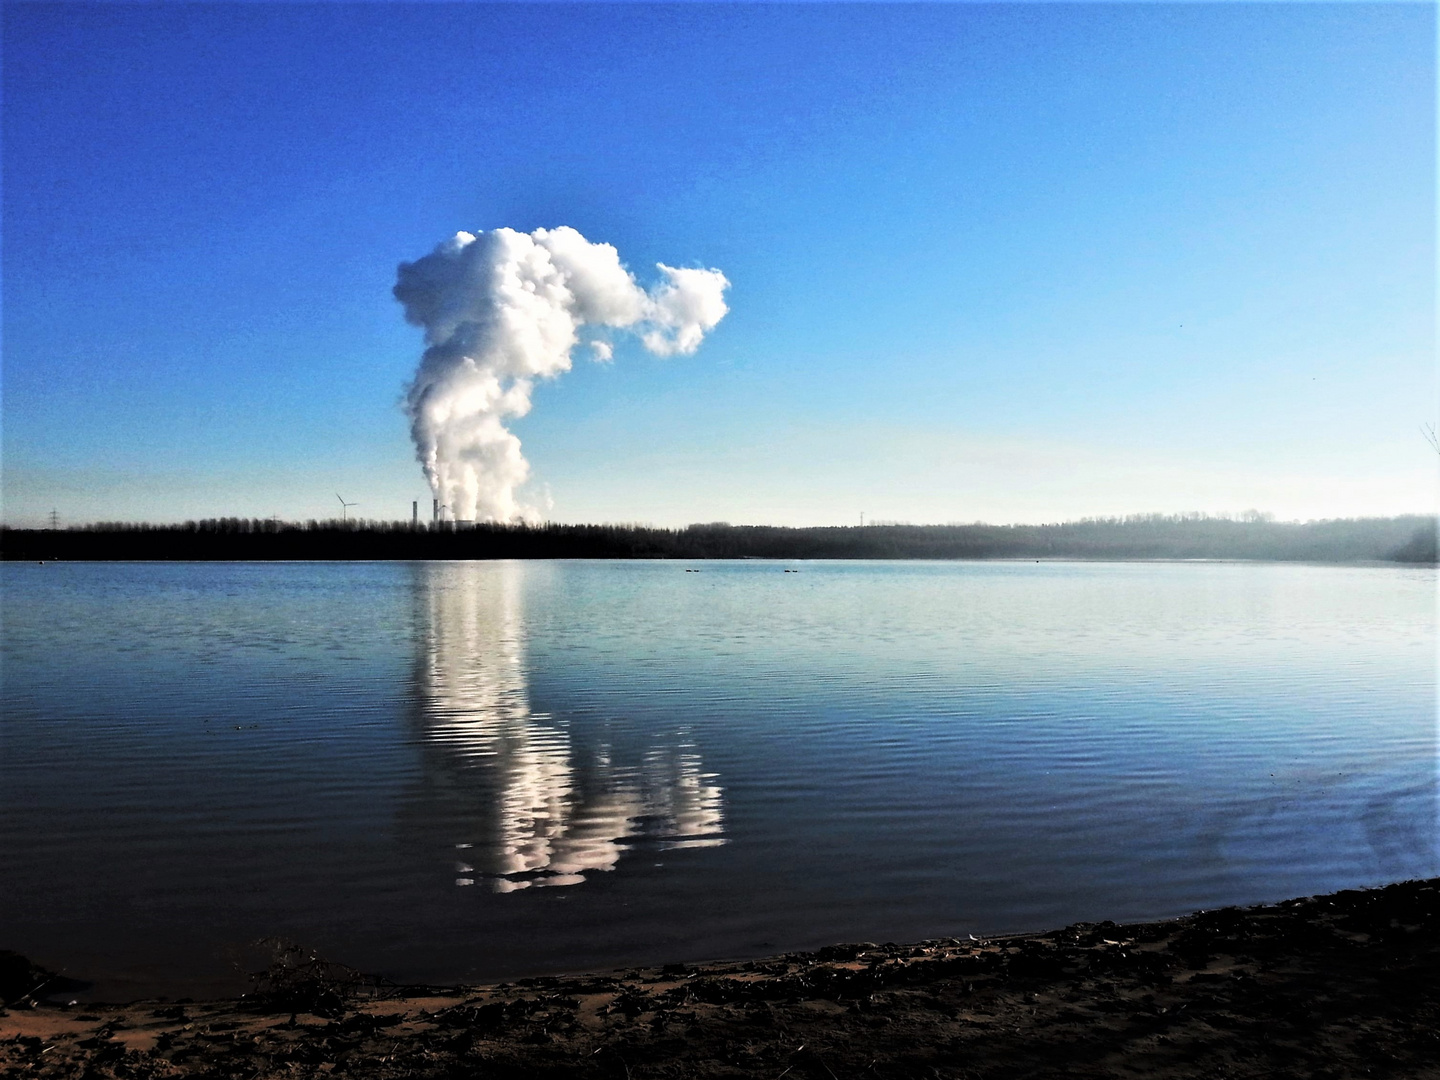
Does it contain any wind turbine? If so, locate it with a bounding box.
[336,493,358,522]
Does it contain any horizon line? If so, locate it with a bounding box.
[5,510,1436,532]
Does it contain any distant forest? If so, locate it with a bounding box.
[2,514,1434,563]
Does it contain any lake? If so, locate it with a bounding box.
[1,559,1434,1000]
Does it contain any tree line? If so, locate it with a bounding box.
[2,514,1433,563]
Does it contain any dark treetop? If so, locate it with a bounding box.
[2,515,1433,563]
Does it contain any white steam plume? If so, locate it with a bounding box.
[395,227,729,523]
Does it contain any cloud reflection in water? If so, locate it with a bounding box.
[410,562,724,892]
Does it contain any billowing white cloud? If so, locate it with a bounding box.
[395,227,728,523]
[643,264,734,356]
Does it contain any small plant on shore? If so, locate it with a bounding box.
[243,939,388,1018]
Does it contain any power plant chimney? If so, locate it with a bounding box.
[412,501,418,527]
[433,498,439,524]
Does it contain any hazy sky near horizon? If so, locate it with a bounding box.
[3,2,1435,527]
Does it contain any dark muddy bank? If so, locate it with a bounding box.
[3,878,1436,1079]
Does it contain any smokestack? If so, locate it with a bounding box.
[395,227,729,523]
[412,501,418,527]
[433,498,439,524]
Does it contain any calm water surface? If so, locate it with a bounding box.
[2,560,1435,998]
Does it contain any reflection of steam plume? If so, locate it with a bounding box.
[413,562,725,892]
[642,745,726,851]
[394,227,730,523]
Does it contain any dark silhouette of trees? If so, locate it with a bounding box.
[1,514,1433,563]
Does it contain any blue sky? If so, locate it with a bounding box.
[3,2,1434,526]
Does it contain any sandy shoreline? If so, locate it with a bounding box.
[3,878,1436,1078]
